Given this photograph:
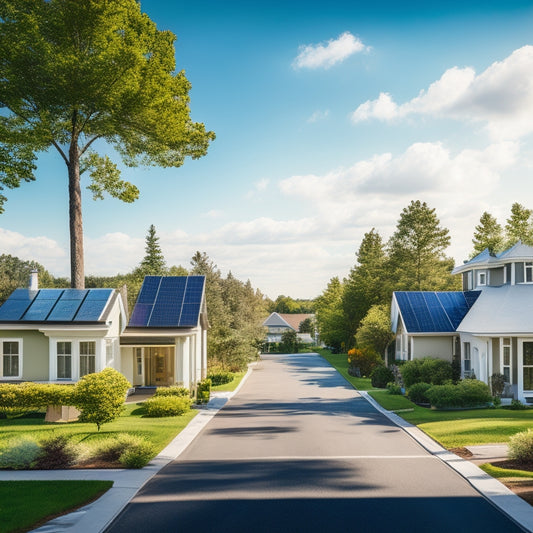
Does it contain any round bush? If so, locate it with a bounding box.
[425,379,491,409]
[144,395,192,417]
[400,358,453,388]
[348,348,383,377]
[371,366,394,388]
[119,440,155,468]
[407,382,432,404]
[509,429,533,463]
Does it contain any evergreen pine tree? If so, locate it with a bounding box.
[471,212,504,256]
[504,203,533,248]
[138,225,167,276]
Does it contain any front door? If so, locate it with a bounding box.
[144,347,174,386]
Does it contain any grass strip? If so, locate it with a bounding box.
[211,371,246,392]
[0,480,113,533]
[480,463,533,480]
[317,350,375,391]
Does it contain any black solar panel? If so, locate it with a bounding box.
[395,292,420,332]
[0,289,37,320]
[129,303,153,327]
[136,277,161,304]
[148,277,186,327]
[74,300,106,321]
[423,292,452,332]
[48,299,83,321]
[22,299,58,321]
[85,289,113,301]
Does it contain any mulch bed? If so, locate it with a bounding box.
[449,447,473,459]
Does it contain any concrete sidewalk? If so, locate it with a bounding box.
[0,369,253,533]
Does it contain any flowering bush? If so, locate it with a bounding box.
[348,347,383,377]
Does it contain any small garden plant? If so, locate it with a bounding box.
[508,428,533,463]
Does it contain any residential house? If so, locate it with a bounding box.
[391,241,533,403]
[263,312,315,344]
[0,273,207,389]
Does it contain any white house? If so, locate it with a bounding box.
[263,312,315,344]
[391,241,533,403]
[0,274,207,389]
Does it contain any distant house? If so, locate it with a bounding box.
[0,274,207,389]
[391,241,533,403]
[263,312,315,344]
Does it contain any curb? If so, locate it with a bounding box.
[359,390,533,533]
[16,364,256,533]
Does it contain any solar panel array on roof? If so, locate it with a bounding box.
[128,276,205,328]
[0,288,113,323]
[394,291,481,333]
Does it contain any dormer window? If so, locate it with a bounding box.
[478,271,486,286]
[525,262,533,283]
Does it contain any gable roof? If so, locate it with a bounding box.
[263,312,314,330]
[128,276,206,329]
[457,284,533,335]
[0,288,115,324]
[393,291,481,334]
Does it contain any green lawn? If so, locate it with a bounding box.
[0,480,113,533]
[317,350,375,391]
[211,371,246,392]
[0,403,198,455]
[480,463,533,480]
[321,352,533,449]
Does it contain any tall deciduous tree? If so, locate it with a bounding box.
[314,277,348,352]
[471,211,504,257]
[343,228,388,344]
[504,203,533,248]
[388,200,457,291]
[137,224,166,276]
[0,0,215,288]
[355,304,394,357]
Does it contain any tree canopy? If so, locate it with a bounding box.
[471,211,504,256]
[0,0,214,287]
[136,224,166,276]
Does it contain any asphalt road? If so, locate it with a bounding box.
[106,353,526,533]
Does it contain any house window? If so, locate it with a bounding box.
[525,263,533,283]
[523,342,533,391]
[79,341,96,377]
[477,271,486,286]
[502,337,512,383]
[463,342,471,376]
[2,340,21,378]
[57,341,72,379]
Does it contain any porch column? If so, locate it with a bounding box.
[202,328,208,379]
[195,330,202,382]
[182,336,190,389]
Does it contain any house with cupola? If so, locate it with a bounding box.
[391,241,533,403]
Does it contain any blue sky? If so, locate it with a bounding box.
[2,0,533,298]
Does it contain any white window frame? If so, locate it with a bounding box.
[463,342,472,377]
[500,337,512,383]
[525,262,533,283]
[477,271,487,286]
[0,338,22,379]
[79,340,96,377]
[56,340,73,380]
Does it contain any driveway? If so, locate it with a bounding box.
[106,353,526,533]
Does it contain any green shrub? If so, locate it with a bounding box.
[407,382,432,404]
[370,366,394,388]
[348,348,383,377]
[386,382,402,395]
[196,378,211,404]
[207,371,234,386]
[426,379,491,409]
[74,368,131,431]
[119,440,155,469]
[400,358,453,388]
[144,395,192,417]
[508,428,533,463]
[154,386,190,398]
[503,399,529,410]
[0,437,41,469]
[90,434,155,468]
[35,435,79,470]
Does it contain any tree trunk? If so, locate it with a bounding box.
[68,142,84,289]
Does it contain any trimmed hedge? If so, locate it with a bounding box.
[407,382,431,404]
[425,379,492,409]
[154,386,190,398]
[207,371,234,386]
[144,396,192,417]
[0,383,75,417]
[400,358,453,388]
[196,378,211,404]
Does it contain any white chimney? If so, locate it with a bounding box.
[29,269,39,291]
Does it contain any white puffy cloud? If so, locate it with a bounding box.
[293,32,369,70]
[245,178,270,199]
[351,46,533,139]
